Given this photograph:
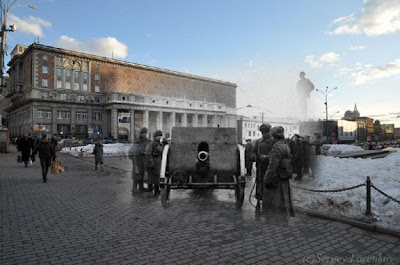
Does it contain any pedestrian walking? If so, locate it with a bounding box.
[17,132,34,167]
[244,139,253,177]
[263,126,295,216]
[251,124,274,210]
[32,135,56,183]
[93,140,104,171]
[129,127,149,192]
[145,130,164,196]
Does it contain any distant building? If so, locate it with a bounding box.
[237,116,299,144]
[338,119,358,143]
[4,43,237,140]
[344,104,360,119]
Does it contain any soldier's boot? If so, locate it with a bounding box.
[146,184,153,193]
[154,185,160,196]
[132,180,138,192]
[138,180,144,192]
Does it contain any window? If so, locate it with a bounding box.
[42,66,48,74]
[65,69,71,77]
[65,112,70,119]
[46,112,52,119]
[98,113,103,121]
[76,112,81,120]
[74,83,80,90]
[41,79,48,87]
[82,84,88,91]
[37,111,43,118]
[57,81,62,89]
[94,85,100,93]
[56,57,62,64]
[248,131,251,137]
[83,62,89,69]
[56,68,62,76]
[95,63,99,69]
[42,54,48,60]
[95,74,101,81]
[57,111,63,119]
[66,82,71,90]
[82,72,88,80]
[82,113,87,120]
[77,95,85,102]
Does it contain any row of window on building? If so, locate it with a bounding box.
[37,110,104,121]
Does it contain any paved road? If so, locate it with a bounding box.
[1,146,399,264]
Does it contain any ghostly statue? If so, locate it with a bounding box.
[296,71,314,119]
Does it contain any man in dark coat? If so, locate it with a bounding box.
[251,123,274,209]
[244,139,253,177]
[129,127,149,192]
[145,130,164,195]
[32,135,56,182]
[290,134,304,181]
[93,140,104,171]
[17,132,34,167]
[263,126,295,216]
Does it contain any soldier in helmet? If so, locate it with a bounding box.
[251,123,274,209]
[129,127,149,192]
[145,130,164,196]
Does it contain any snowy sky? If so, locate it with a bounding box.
[3,0,400,126]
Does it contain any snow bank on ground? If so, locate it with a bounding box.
[323,144,364,154]
[60,143,130,157]
[292,148,400,230]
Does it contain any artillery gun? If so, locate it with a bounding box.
[159,127,246,208]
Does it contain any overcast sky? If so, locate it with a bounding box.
[4,0,400,126]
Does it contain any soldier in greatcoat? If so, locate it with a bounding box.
[244,139,253,177]
[145,130,164,196]
[251,124,274,209]
[129,127,149,192]
[263,126,295,216]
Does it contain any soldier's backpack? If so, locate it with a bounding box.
[278,146,293,180]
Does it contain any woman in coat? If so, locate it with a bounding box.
[145,130,164,195]
[17,132,34,167]
[32,135,56,182]
[129,127,149,192]
[93,140,104,171]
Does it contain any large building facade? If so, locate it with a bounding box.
[4,44,237,140]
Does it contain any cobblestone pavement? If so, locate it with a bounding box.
[1,146,399,265]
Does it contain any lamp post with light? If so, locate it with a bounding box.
[0,1,36,87]
[316,86,337,143]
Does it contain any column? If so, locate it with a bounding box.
[87,108,93,137]
[182,113,187,127]
[171,112,176,136]
[130,109,135,141]
[204,114,208,127]
[143,110,149,129]
[111,108,118,139]
[193,113,198,127]
[52,106,57,135]
[71,108,76,137]
[158,111,163,131]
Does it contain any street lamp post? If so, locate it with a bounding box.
[0,1,36,87]
[316,86,337,143]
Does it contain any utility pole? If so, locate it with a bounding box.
[316,86,337,143]
[0,1,36,89]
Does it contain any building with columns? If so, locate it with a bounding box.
[4,43,237,140]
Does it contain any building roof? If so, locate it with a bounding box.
[8,43,237,88]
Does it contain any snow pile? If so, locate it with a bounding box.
[293,144,400,230]
[323,144,364,154]
[60,143,130,157]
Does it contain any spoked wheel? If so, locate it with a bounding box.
[161,184,171,208]
[235,182,245,209]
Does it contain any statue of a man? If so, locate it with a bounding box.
[297,71,314,119]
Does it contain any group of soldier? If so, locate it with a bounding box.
[128,128,165,196]
[244,124,321,213]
